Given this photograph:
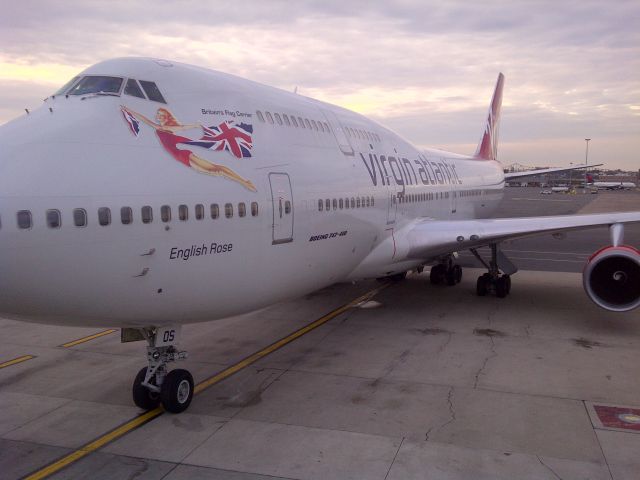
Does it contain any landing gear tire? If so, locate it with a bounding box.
[446,267,457,286]
[160,369,194,414]
[454,265,462,284]
[430,264,446,285]
[476,274,489,296]
[503,274,511,295]
[496,276,509,298]
[132,367,160,410]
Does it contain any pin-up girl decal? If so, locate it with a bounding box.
[121,106,256,192]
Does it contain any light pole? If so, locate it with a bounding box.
[584,138,591,191]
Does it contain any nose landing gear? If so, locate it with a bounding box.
[131,326,193,413]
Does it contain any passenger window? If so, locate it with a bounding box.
[46,209,61,229]
[298,117,305,128]
[283,114,291,126]
[120,207,133,225]
[324,122,330,132]
[304,119,312,129]
[251,202,259,217]
[139,80,166,103]
[266,112,274,124]
[351,197,355,208]
[225,203,233,218]
[356,197,361,208]
[291,116,299,127]
[332,198,337,210]
[339,198,344,209]
[256,111,265,122]
[124,79,145,99]
[274,113,283,125]
[311,120,318,131]
[285,200,291,214]
[238,202,246,217]
[325,199,330,211]
[318,199,323,211]
[366,197,371,207]
[141,206,153,224]
[371,196,375,206]
[17,210,32,229]
[74,208,87,227]
[344,197,349,209]
[161,205,171,222]
[210,203,219,219]
[178,205,188,221]
[195,204,204,220]
[98,207,111,226]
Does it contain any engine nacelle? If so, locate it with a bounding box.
[583,245,640,312]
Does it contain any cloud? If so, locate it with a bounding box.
[0,0,638,169]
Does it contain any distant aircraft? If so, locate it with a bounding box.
[586,174,637,190]
[0,58,638,413]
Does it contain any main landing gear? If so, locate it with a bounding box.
[430,256,463,286]
[471,244,514,298]
[131,326,194,413]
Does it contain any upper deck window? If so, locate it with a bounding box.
[124,79,146,99]
[139,80,166,103]
[67,76,123,96]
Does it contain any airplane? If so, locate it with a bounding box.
[0,58,638,414]
[586,174,637,190]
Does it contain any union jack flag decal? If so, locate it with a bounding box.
[121,108,140,137]
[186,121,253,159]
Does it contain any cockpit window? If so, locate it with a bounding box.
[139,80,166,103]
[67,76,123,96]
[124,79,146,99]
[54,76,80,95]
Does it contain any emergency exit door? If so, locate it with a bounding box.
[269,172,294,244]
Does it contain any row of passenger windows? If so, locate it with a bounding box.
[256,110,332,134]
[344,126,381,143]
[318,196,375,211]
[256,109,383,144]
[6,202,259,230]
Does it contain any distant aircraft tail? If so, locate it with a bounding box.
[586,173,594,183]
[474,73,504,161]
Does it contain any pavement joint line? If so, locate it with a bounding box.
[23,283,389,480]
[59,329,118,348]
[0,354,36,369]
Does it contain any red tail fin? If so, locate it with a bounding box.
[474,73,504,161]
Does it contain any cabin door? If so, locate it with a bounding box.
[321,109,354,156]
[269,172,294,245]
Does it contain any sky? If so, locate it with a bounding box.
[1,0,638,171]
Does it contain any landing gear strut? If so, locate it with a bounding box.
[471,244,512,298]
[430,256,463,286]
[131,326,194,413]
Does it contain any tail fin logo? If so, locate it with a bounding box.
[475,73,504,161]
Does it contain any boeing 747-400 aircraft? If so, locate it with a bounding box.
[0,58,638,413]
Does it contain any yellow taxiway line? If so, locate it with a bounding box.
[60,329,117,348]
[24,283,389,480]
[0,355,35,369]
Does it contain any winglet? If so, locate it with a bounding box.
[474,73,504,161]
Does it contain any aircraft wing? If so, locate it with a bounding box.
[404,211,640,260]
[504,163,603,180]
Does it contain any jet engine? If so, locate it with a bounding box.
[583,245,640,312]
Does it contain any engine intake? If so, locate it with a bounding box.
[583,246,640,312]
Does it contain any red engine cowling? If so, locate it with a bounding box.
[583,245,640,312]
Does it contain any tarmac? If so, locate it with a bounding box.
[1,189,639,480]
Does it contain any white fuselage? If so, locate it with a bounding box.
[0,58,504,327]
